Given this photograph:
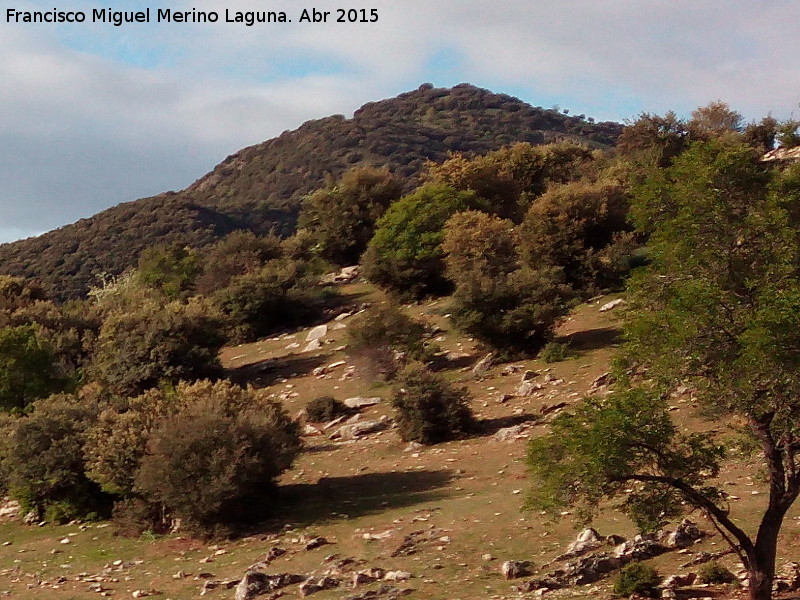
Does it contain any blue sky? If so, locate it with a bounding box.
[1,0,799,243]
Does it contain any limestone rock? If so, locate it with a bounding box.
[663,518,703,549]
[343,397,382,409]
[330,420,387,441]
[299,576,339,596]
[502,560,532,579]
[306,325,328,342]
[303,339,322,352]
[234,572,304,600]
[599,298,626,312]
[557,528,603,560]
[471,353,494,379]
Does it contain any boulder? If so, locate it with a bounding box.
[613,534,666,560]
[0,498,21,521]
[306,325,328,342]
[303,339,322,352]
[299,576,340,596]
[517,380,543,396]
[343,397,382,409]
[471,353,494,379]
[502,560,532,579]
[234,572,304,600]
[330,420,387,441]
[663,518,703,549]
[557,528,603,560]
[493,425,529,442]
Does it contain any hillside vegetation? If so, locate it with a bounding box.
[0,84,621,300]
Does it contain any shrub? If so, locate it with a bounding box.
[443,211,571,355]
[3,393,111,522]
[306,396,349,422]
[299,166,403,266]
[92,299,225,397]
[391,364,476,444]
[539,341,571,363]
[0,325,67,412]
[697,562,736,585]
[129,380,302,536]
[613,562,661,598]
[136,243,200,300]
[211,259,333,343]
[348,303,437,380]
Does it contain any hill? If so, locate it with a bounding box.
[0,83,622,300]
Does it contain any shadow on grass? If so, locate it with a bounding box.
[273,469,455,527]
[560,326,621,354]
[226,354,329,388]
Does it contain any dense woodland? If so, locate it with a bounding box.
[1,88,800,600]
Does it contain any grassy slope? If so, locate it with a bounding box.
[0,284,787,600]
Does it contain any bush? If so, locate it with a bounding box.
[211,259,333,343]
[442,211,571,355]
[92,299,225,396]
[306,396,349,422]
[391,364,476,444]
[3,393,111,522]
[348,303,437,380]
[697,562,736,585]
[539,341,572,363]
[613,562,661,598]
[85,380,303,536]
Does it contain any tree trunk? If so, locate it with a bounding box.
[748,509,783,600]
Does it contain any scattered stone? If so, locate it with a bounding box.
[59,537,72,545]
[557,528,603,561]
[0,498,21,521]
[613,534,666,560]
[304,537,331,551]
[589,372,613,392]
[660,573,697,589]
[517,380,543,396]
[493,425,530,442]
[302,424,323,436]
[599,298,626,312]
[471,353,494,379]
[234,572,304,600]
[343,397,382,409]
[303,339,322,353]
[345,584,414,600]
[265,547,287,563]
[482,553,494,561]
[306,325,328,342]
[330,420,388,441]
[502,560,533,579]
[299,576,340,596]
[390,529,448,557]
[383,571,411,582]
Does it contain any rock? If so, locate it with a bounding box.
[303,424,323,436]
[557,528,603,560]
[589,372,613,391]
[330,420,387,441]
[663,519,703,549]
[521,369,538,381]
[383,571,411,581]
[613,534,666,560]
[599,298,626,312]
[306,325,328,342]
[22,510,38,525]
[493,425,529,442]
[517,380,542,396]
[660,573,697,589]
[482,553,494,561]
[234,572,305,600]
[303,339,323,352]
[304,536,331,550]
[563,553,623,585]
[0,498,21,521]
[59,537,72,545]
[502,560,532,579]
[471,353,494,379]
[346,584,414,600]
[265,547,287,562]
[299,576,340,596]
[352,568,386,587]
[343,397,382,409]
[334,312,352,321]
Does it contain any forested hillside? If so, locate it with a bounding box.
[0,83,621,300]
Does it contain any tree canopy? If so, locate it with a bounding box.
[528,138,800,600]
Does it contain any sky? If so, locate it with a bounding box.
[1,0,799,243]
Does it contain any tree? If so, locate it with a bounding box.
[195,230,284,295]
[136,243,200,300]
[689,100,744,137]
[362,183,484,298]
[426,142,592,222]
[299,166,403,265]
[0,325,66,411]
[528,138,800,600]
[518,179,633,293]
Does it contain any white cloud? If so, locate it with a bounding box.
[2,0,800,242]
